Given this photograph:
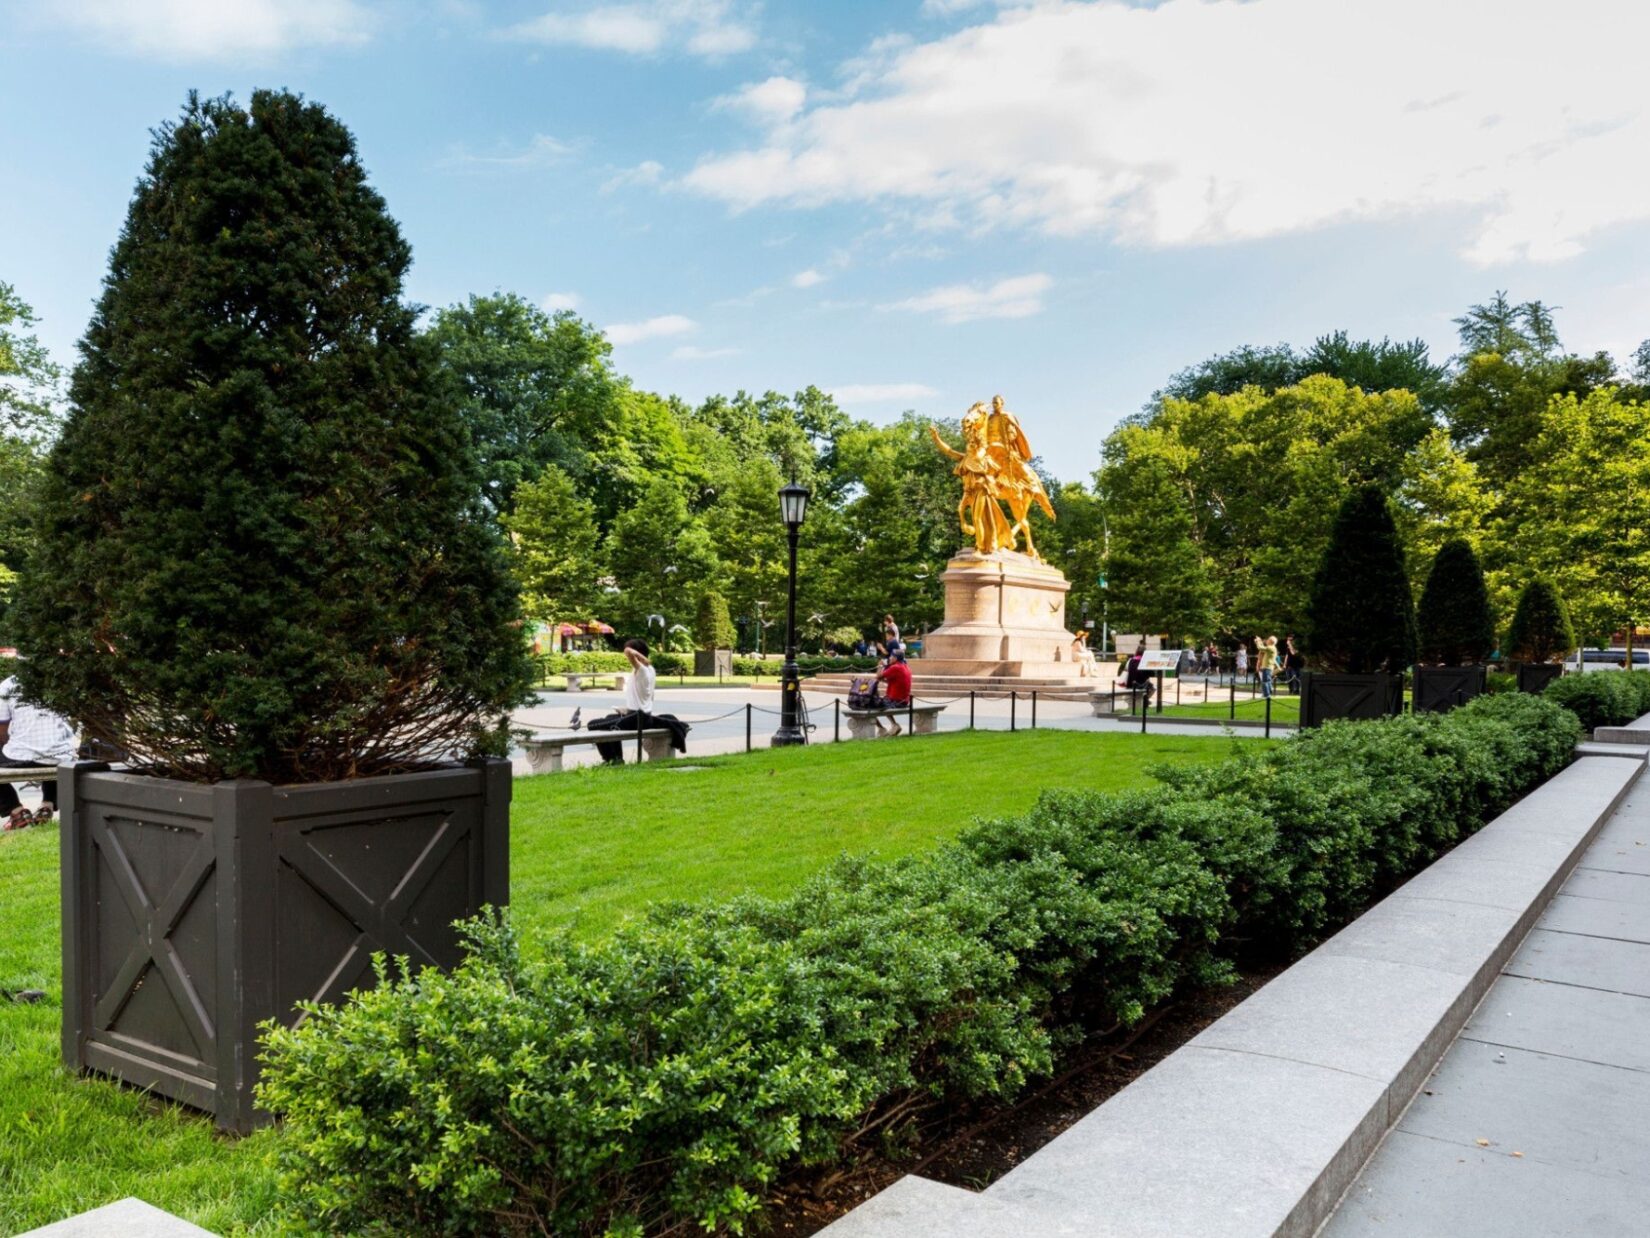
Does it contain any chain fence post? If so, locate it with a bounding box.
[1031,689,1038,729]
[1140,688,1148,734]
[635,709,643,764]
[1010,691,1017,732]
[1155,670,1164,714]
[907,697,914,737]
[1230,677,1236,721]
[745,702,752,753]
[970,689,976,730]
[834,697,841,743]
[1265,693,1272,739]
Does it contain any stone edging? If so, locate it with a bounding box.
[819,752,1645,1238]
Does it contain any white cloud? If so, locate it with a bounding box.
[830,383,940,404]
[505,0,754,58]
[606,314,697,345]
[542,291,581,312]
[602,160,665,192]
[439,134,574,171]
[682,0,1650,266]
[671,344,741,360]
[715,75,807,127]
[920,0,994,14]
[791,268,826,289]
[883,273,1051,324]
[36,0,375,57]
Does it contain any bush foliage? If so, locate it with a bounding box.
[259,694,1577,1236]
[1305,486,1417,673]
[694,591,737,650]
[1544,671,1650,730]
[12,92,532,782]
[1505,578,1575,664]
[1416,538,1495,664]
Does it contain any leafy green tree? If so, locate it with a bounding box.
[608,476,719,637]
[503,465,603,622]
[1452,291,1561,361]
[426,292,622,515]
[0,280,63,444]
[1305,486,1417,673]
[1103,458,1215,642]
[694,591,735,650]
[1504,579,1574,663]
[1391,428,1492,596]
[1498,388,1650,658]
[1416,539,1495,664]
[12,91,531,782]
[1153,333,1446,412]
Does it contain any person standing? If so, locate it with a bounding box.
[1235,640,1249,681]
[0,674,78,830]
[1283,634,1305,694]
[882,614,902,654]
[1255,635,1278,699]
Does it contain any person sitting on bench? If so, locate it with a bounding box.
[0,673,78,830]
[588,639,689,763]
[1119,643,1155,706]
[872,647,913,737]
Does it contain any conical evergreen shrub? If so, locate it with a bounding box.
[1305,486,1417,673]
[695,591,735,650]
[1505,578,1575,664]
[1416,538,1495,664]
[13,91,532,782]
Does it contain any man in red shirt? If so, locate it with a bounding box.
[874,648,913,736]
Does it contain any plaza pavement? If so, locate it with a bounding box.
[508,683,1288,773]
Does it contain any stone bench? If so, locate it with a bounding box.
[843,703,945,739]
[1594,708,1650,746]
[563,672,619,692]
[522,729,675,773]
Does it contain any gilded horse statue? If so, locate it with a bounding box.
[929,394,1056,559]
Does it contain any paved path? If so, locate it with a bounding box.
[1324,780,1650,1236]
[508,685,1287,773]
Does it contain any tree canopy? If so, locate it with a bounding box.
[1305,486,1417,674]
[1416,539,1495,665]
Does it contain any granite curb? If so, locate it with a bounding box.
[819,754,1645,1238]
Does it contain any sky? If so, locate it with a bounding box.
[4,0,1650,480]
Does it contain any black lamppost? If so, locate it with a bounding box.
[772,478,812,746]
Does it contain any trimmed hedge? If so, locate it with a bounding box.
[257,694,1579,1237]
[535,650,692,678]
[731,655,880,676]
[1544,671,1650,730]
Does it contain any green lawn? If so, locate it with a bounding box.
[1154,693,1303,724]
[0,729,1252,1235]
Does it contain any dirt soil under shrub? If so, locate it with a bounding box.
[766,966,1286,1235]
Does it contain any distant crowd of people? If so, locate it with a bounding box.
[1118,634,1306,702]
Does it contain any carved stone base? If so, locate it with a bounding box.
[915,549,1083,679]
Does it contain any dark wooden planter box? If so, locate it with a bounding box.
[1517,662,1564,694]
[60,759,511,1133]
[694,648,733,677]
[1300,672,1404,728]
[1412,665,1488,714]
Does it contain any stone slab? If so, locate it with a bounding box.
[1322,1129,1650,1238]
[1578,812,1650,875]
[1539,891,1650,943]
[19,1198,217,1236]
[1187,952,1468,1120]
[987,1046,1388,1238]
[1561,867,1650,905]
[1316,894,1522,979]
[1576,739,1650,757]
[1461,974,1650,1074]
[809,1174,1050,1238]
[1506,927,1650,997]
[1394,1041,1650,1180]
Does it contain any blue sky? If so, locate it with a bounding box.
[4,0,1650,479]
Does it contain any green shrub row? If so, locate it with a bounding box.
[257,694,1579,1237]
[532,652,878,682]
[731,655,880,676]
[1544,671,1650,730]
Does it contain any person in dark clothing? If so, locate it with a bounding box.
[589,639,690,763]
[1283,634,1305,694]
[1120,643,1154,707]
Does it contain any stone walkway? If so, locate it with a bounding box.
[1325,781,1650,1236]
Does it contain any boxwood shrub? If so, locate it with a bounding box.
[258,693,1579,1237]
[1545,671,1650,730]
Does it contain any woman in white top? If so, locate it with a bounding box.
[622,640,657,712]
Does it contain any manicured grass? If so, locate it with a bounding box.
[508,728,1250,938]
[1155,694,1303,723]
[0,729,1251,1234]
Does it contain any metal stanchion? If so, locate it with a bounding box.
[834,697,841,742]
[635,710,644,764]
[1010,691,1017,732]
[907,697,914,737]
[1155,670,1164,714]
[1265,693,1272,739]
[1032,690,1038,729]
[1140,689,1148,734]
[970,689,976,729]
[1230,678,1236,720]
[1176,675,1182,707]
[745,703,752,753]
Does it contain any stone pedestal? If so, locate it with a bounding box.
[915,549,1083,679]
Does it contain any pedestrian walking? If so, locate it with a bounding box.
[1255,635,1278,699]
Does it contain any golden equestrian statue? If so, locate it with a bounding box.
[929,394,1057,559]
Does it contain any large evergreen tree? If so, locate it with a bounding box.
[1504,579,1575,664]
[1305,486,1417,673]
[13,91,532,783]
[1416,538,1495,664]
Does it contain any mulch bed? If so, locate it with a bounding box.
[765,965,1286,1235]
